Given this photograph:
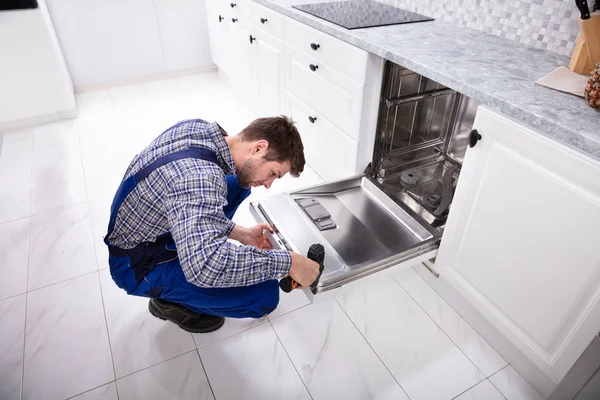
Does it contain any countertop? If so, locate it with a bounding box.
[252,0,600,160]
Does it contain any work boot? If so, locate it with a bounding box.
[148,298,224,333]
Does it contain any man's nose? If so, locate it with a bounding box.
[264,177,275,189]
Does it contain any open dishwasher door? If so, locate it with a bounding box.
[250,175,441,302]
[249,60,479,302]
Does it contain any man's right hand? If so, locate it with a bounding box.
[289,252,320,288]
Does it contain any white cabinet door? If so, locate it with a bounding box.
[252,31,283,116]
[228,19,254,100]
[435,105,600,383]
[205,7,229,71]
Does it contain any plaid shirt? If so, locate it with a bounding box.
[107,119,292,288]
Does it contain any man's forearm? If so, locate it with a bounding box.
[228,224,249,244]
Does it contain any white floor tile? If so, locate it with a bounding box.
[173,71,221,94]
[116,351,213,400]
[0,294,26,400]
[109,84,147,110]
[0,129,34,168]
[28,204,97,290]
[0,218,29,299]
[31,119,87,213]
[192,315,267,349]
[99,269,196,379]
[71,382,118,400]
[23,273,114,400]
[0,164,31,223]
[489,366,544,400]
[268,288,310,320]
[337,274,485,400]
[394,268,507,377]
[200,323,309,400]
[271,300,408,400]
[454,379,505,400]
[75,90,114,115]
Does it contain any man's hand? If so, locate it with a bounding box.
[289,252,320,288]
[229,223,273,249]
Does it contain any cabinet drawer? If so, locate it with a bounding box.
[286,91,358,181]
[285,17,369,83]
[285,46,364,141]
[248,1,284,37]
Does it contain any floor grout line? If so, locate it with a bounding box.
[24,269,99,295]
[195,348,217,400]
[116,348,198,381]
[334,297,412,400]
[64,380,116,400]
[391,272,503,380]
[20,215,33,400]
[268,319,314,400]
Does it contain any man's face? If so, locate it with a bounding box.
[237,153,291,189]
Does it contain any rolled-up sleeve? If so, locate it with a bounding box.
[164,169,292,288]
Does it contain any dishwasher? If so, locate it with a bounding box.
[250,60,480,301]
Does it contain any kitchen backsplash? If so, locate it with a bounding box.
[378,0,582,56]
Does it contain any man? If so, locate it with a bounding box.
[104,117,319,333]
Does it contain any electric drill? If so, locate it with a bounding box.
[279,244,325,293]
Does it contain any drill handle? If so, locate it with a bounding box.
[279,244,325,293]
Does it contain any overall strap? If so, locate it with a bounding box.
[105,147,221,242]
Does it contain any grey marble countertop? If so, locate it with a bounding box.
[252,0,600,160]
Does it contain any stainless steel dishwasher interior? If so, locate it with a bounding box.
[370,61,479,228]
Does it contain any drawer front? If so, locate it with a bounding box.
[285,46,364,141]
[285,17,369,83]
[248,1,284,37]
[286,91,358,181]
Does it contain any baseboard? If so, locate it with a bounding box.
[413,264,557,399]
[74,65,218,93]
[0,108,78,132]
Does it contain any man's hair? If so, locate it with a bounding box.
[239,116,305,177]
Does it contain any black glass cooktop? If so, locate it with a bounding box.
[292,0,434,30]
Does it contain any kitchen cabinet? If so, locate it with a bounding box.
[204,0,379,180]
[250,27,284,116]
[434,105,600,384]
[206,8,228,72]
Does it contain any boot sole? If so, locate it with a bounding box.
[148,299,225,334]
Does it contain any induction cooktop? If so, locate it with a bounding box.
[292,0,434,30]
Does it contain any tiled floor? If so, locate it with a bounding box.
[0,72,546,400]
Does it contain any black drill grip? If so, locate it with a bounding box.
[279,244,325,293]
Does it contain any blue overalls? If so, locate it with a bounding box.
[104,147,280,319]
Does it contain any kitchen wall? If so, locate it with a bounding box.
[45,0,214,89]
[0,0,75,126]
[379,0,581,56]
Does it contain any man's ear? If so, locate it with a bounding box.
[252,139,269,155]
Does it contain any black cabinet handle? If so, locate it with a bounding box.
[230,2,237,7]
[468,129,481,148]
[309,64,318,72]
[260,17,268,23]
[309,116,317,123]
[310,42,320,51]
[218,15,224,22]
[231,18,238,23]
[249,35,256,44]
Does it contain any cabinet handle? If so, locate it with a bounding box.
[218,15,224,22]
[309,64,319,72]
[308,116,317,123]
[468,129,481,148]
[230,2,237,7]
[310,42,320,51]
[260,17,268,23]
[249,35,256,44]
[231,18,238,23]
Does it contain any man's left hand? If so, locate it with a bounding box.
[244,223,274,250]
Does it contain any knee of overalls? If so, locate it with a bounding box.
[108,255,142,295]
[244,279,280,318]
